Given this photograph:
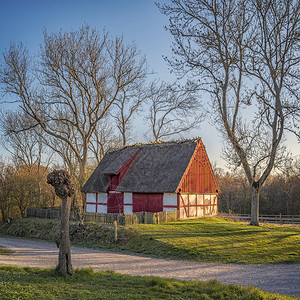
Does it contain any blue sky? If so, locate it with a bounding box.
[0,0,299,168]
[0,0,174,79]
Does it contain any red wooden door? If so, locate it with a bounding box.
[133,193,163,213]
[147,194,163,212]
[107,193,124,213]
[132,193,147,212]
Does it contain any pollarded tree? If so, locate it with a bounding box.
[158,0,300,225]
[47,169,74,276]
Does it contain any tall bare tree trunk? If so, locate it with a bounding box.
[57,196,73,275]
[250,186,260,226]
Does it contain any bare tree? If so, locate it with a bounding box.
[88,119,121,164]
[0,111,52,170]
[146,81,202,142]
[0,25,147,213]
[112,88,146,146]
[47,170,74,276]
[158,0,300,225]
[110,42,147,146]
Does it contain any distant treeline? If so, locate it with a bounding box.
[217,172,300,215]
[0,163,60,221]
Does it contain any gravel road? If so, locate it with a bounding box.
[0,236,299,297]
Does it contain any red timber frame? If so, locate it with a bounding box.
[176,139,219,218]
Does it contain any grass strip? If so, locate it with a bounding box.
[0,266,297,300]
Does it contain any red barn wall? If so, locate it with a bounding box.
[178,141,219,194]
[132,193,163,213]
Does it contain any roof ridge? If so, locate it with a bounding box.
[107,137,202,154]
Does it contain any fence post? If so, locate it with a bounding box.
[114,220,118,242]
[280,213,282,225]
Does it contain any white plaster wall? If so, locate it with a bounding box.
[197,194,204,205]
[124,206,133,214]
[189,206,197,218]
[163,193,177,206]
[211,195,218,215]
[181,194,188,206]
[204,194,211,200]
[124,193,132,204]
[197,206,204,217]
[98,193,107,204]
[189,194,197,205]
[180,207,187,219]
[164,206,177,211]
[86,204,96,213]
[97,205,107,213]
[86,193,96,203]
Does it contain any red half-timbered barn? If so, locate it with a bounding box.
[82,138,219,219]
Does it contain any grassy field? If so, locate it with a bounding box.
[0,217,299,264]
[124,218,300,264]
[0,266,297,300]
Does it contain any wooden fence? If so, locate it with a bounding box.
[220,213,300,225]
[84,210,179,225]
[26,207,179,225]
[27,207,77,220]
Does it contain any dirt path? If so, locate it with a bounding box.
[0,236,299,297]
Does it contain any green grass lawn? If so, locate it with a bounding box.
[0,266,297,300]
[1,217,299,264]
[124,218,300,264]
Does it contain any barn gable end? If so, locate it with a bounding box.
[177,139,219,194]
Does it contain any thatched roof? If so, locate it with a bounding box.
[82,139,200,193]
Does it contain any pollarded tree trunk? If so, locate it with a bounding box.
[58,196,73,275]
[47,170,74,276]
